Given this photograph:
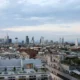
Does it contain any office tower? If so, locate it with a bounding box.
[40,38,41,44]
[62,37,64,45]
[26,36,29,44]
[31,36,34,44]
[59,38,61,44]
[50,40,53,44]
[40,36,44,45]
[8,39,12,44]
[59,38,62,46]
[6,34,9,44]
[22,40,24,45]
[75,38,78,47]
[45,40,48,45]
[15,37,18,44]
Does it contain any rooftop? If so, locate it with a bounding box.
[18,48,38,58]
[0,58,48,75]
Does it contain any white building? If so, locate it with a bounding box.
[75,39,78,47]
[37,47,78,80]
[0,58,50,80]
[40,37,44,45]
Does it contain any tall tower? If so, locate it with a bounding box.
[62,37,64,45]
[59,38,61,44]
[6,33,9,44]
[75,38,78,47]
[31,36,34,44]
[26,36,29,44]
[15,37,18,44]
[40,36,44,45]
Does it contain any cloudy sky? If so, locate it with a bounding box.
[0,0,80,42]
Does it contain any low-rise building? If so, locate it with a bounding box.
[37,46,80,80]
[0,58,50,80]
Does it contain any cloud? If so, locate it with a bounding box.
[0,0,80,41]
[1,23,80,34]
[0,0,9,9]
[0,0,80,27]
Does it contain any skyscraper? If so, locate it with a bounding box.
[40,36,44,45]
[6,33,9,44]
[59,38,61,44]
[15,37,18,44]
[22,40,24,45]
[31,36,34,44]
[8,39,12,44]
[26,36,29,44]
[62,37,64,45]
[75,38,78,47]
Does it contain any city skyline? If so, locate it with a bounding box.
[0,33,80,43]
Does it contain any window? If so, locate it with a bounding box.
[0,77,4,80]
[18,76,26,80]
[41,75,48,80]
[57,74,70,80]
[18,79,26,80]
[8,77,15,80]
[29,75,36,80]
[26,64,33,69]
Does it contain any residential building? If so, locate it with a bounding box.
[37,46,80,80]
[0,58,50,80]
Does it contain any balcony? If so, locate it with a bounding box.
[45,64,78,80]
[0,67,49,76]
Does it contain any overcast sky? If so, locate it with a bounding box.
[0,0,80,42]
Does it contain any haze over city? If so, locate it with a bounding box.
[0,0,80,41]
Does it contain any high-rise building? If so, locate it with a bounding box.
[50,40,53,44]
[62,37,64,45]
[75,38,78,47]
[15,37,18,44]
[6,34,9,44]
[22,40,24,45]
[8,39,12,44]
[59,38,62,47]
[45,40,48,45]
[31,36,34,44]
[40,36,44,45]
[59,38,61,44]
[26,36,29,44]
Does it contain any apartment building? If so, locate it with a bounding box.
[0,58,50,80]
[37,46,80,80]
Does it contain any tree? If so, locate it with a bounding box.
[22,67,24,71]
[4,67,7,72]
[13,67,16,72]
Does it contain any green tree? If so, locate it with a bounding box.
[13,67,16,72]
[4,67,7,72]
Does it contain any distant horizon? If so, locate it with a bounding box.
[0,33,80,43]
